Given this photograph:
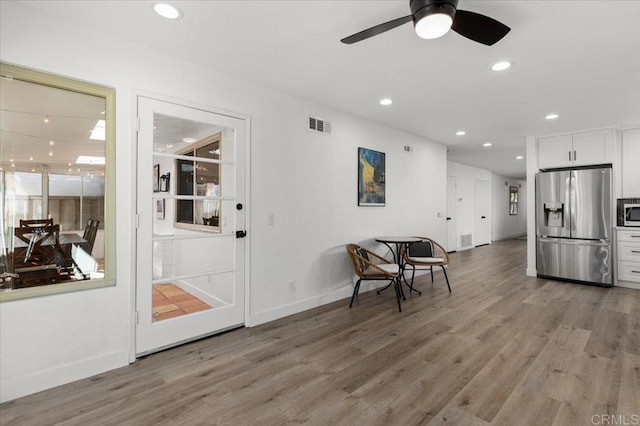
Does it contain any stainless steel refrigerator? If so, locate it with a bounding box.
[536,166,613,286]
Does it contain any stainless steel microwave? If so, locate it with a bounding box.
[624,203,640,226]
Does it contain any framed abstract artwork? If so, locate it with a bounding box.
[358,147,386,206]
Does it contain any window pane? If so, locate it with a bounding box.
[5,172,43,227]
[49,174,81,231]
[82,176,105,230]
[13,172,42,196]
[0,62,115,300]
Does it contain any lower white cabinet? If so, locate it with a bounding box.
[617,228,640,288]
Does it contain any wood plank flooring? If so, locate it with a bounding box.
[2,239,639,425]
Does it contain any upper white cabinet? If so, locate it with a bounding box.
[538,134,573,168]
[622,128,640,198]
[538,129,614,169]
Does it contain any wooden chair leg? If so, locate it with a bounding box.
[349,279,362,308]
[442,266,451,293]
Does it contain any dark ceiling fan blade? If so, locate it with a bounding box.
[451,10,510,46]
[341,15,412,44]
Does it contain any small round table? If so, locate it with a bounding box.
[375,236,422,295]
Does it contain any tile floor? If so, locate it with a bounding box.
[152,283,212,322]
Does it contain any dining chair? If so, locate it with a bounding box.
[19,218,54,228]
[346,243,403,312]
[402,237,451,293]
[81,219,100,254]
[14,225,82,285]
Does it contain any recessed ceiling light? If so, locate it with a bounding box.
[379,98,393,106]
[545,113,559,120]
[182,137,197,144]
[483,143,492,147]
[516,155,524,160]
[48,151,53,157]
[49,140,55,146]
[43,115,50,124]
[491,61,511,71]
[456,130,466,136]
[154,3,183,19]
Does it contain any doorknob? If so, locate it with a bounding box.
[236,230,247,238]
[481,216,486,219]
[446,217,452,221]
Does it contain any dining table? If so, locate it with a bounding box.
[13,232,88,257]
[375,236,422,295]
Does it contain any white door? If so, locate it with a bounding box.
[136,97,247,355]
[474,179,491,246]
[446,176,457,252]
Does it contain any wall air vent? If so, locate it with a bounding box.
[460,234,473,248]
[308,116,331,135]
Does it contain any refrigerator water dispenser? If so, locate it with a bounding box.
[544,202,564,227]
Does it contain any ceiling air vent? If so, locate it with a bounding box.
[308,116,331,135]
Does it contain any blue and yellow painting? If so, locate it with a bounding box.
[358,147,385,206]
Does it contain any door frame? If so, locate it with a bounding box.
[129,90,251,362]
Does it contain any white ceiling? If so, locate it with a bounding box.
[13,0,640,179]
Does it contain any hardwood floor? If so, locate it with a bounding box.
[2,239,639,425]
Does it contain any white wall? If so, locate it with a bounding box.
[0,1,447,402]
[491,174,527,241]
[447,162,492,249]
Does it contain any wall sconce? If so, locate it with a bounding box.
[159,172,171,192]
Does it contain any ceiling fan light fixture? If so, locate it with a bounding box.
[414,13,453,39]
[412,1,456,40]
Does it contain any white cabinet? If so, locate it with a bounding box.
[538,134,572,168]
[538,129,614,169]
[622,128,640,198]
[616,228,640,288]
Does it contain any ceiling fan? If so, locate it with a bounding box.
[341,0,510,46]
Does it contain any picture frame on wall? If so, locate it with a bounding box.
[153,164,160,192]
[155,199,165,219]
[509,186,519,215]
[358,147,386,206]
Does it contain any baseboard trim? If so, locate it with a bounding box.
[526,267,537,277]
[616,280,640,290]
[1,350,129,403]
[247,270,436,327]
